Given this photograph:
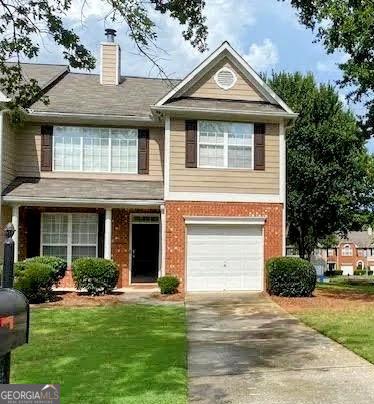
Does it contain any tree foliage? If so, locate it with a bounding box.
[0,0,207,117]
[281,0,374,137]
[267,71,373,258]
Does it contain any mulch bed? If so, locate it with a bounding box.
[32,291,125,308]
[271,287,374,314]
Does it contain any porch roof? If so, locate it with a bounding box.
[2,177,164,206]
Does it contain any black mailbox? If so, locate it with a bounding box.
[0,288,29,356]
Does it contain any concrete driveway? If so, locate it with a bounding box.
[187,292,374,404]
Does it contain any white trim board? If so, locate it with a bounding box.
[3,196,164,207]
[155,41,295,115]
[165,191,283,203]
[184,216,266,225]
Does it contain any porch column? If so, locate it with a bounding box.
[160,205,166,276]
[11,205,19,263]
[104,208,112,259]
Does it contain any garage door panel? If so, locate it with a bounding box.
[186,224,264,292]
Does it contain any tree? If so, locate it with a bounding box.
[0,0,207,118]
[281,0,374,137]
[267,71,373,259]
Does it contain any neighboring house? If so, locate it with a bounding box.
[0,31,296,292]
[314,230,374,275]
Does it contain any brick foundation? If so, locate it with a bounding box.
[164,201,284,291]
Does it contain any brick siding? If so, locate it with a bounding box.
[164,201,284,291]
[18,206,159,289]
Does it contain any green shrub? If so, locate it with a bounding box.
[266,257,316,297]
[157,276,180,294]
[72,258,119,295]
[354,269,374,276]
[324,270,343,277]
[23,256,67,284]
[14,262,55,303]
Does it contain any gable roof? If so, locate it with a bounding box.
[339,231,374,248]
[2,62,68,95]
[154,41,296,116]
[30,73,180,118]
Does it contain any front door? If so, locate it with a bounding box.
[131,216,160,283]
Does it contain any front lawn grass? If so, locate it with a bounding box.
[291,283,374,365]
[12,305,187,404]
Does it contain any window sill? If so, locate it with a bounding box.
[195,166,255,172]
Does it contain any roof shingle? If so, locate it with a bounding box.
[2,177,164,202]
[31,73,180,117]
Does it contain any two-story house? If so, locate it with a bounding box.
[0,31,296,292]
[317,230,374,275]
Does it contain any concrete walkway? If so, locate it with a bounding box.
[187,292,374,404]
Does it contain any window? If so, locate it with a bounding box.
[54,126,138,173]
[342,244,353,257]
[41,213,98,265]
[198,121,253,169]
[327,248,335,257]
[328,262,336,271]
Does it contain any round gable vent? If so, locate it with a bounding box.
[214,67,237,90]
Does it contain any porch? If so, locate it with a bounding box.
[1,177,165,288]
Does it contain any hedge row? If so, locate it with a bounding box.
[13,256,119,303]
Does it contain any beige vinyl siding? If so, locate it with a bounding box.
[184,58,265,102]
[169,119,279,194]
[2,113,17,191]
[101,43,119,85]
[16,124,164,181]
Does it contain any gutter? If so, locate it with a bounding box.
[151,105,298,119]
[26,110,159,124]
[2,195,164,207]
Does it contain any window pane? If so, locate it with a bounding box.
[111,129,138,173]
[54,127,81,171]
[72,246,96,261]
[72,214,98,246]
[82,128,109,172]
[228,123,252,146]
[199,121,225,145]
[199,145,224,167]
[42,214,68,244]
[228,146,252,168]
[42,246,67,259]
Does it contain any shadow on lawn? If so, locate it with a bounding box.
[12,305,187,404]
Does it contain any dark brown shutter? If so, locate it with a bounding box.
[41,125,53,171]
[26,208,41,258]
[254,123,265,171]
[185,120,197,168]
[138,129,149,174]
[97,211,105,258]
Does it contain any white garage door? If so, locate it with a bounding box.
[186,224,263,292]
[341,265,353,276]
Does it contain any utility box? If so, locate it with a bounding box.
[0,288,29,356]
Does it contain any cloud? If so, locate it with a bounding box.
[243,39,279,72]
[27,0,278,79]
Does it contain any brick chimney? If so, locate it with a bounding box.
[100,29,121,85]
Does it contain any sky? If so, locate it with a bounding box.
[29,0,374,151]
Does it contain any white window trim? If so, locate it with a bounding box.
[52,126,138,174]
[197,121,254,170]
[40,212,99,265]
[342,244,353,257]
